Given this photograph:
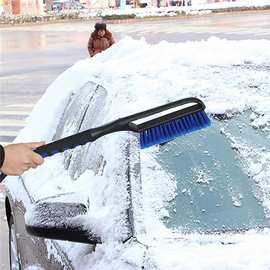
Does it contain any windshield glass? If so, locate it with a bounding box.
[153,112,270,233]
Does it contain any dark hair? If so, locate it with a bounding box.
[94,22,107,32]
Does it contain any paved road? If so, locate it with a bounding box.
[0,10,269,269]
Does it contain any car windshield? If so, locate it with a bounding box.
[152,111,270,233]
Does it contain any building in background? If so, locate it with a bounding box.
[0,0,261,16]
[206,0,237,2]
[2,0,44,15]
[80,0,116,8]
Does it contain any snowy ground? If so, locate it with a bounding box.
[5,36,270,269]
[78,0,270,18]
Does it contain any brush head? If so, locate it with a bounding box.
[139,110,211,149]
[124,97,211,149]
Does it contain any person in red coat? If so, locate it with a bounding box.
[88,23,115,57]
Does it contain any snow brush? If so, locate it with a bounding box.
[0,97,210,182]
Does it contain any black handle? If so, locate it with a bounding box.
[34,119,123,158]
[0,119,124,183]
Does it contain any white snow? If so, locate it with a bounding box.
[79,0,270,19]
[24,266,45,270]
[4,36,270,269]
[0,184,5,201]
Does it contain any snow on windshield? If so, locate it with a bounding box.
[6,37,270,269]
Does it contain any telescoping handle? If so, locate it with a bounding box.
[0,119,125,183]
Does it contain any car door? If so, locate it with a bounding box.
[51,80,144,244]
[6,81,110,269]
[7,80,143,269]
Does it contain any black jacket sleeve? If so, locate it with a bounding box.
[0,144,5,169]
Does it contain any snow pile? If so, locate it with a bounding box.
[6,36,270,269]
[148,230,270,270]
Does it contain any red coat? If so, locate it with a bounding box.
[88,30,115,57]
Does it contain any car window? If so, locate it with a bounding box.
[148,111,270,233]
[67,84,107,178]
[53,81,107,177]
[54,81,100,139]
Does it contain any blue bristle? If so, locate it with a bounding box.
[140,110,211,149]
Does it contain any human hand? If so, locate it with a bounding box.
[0,142,45,176]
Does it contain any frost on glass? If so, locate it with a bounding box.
[67,84,108,178]
[52,81,107,174]
[154,112,270,233]
[54,81,100,139]
[25,201,87,228]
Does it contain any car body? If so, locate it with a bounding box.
[5,81,141,269]
[4,38,270,270]
[5,82,270,270]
